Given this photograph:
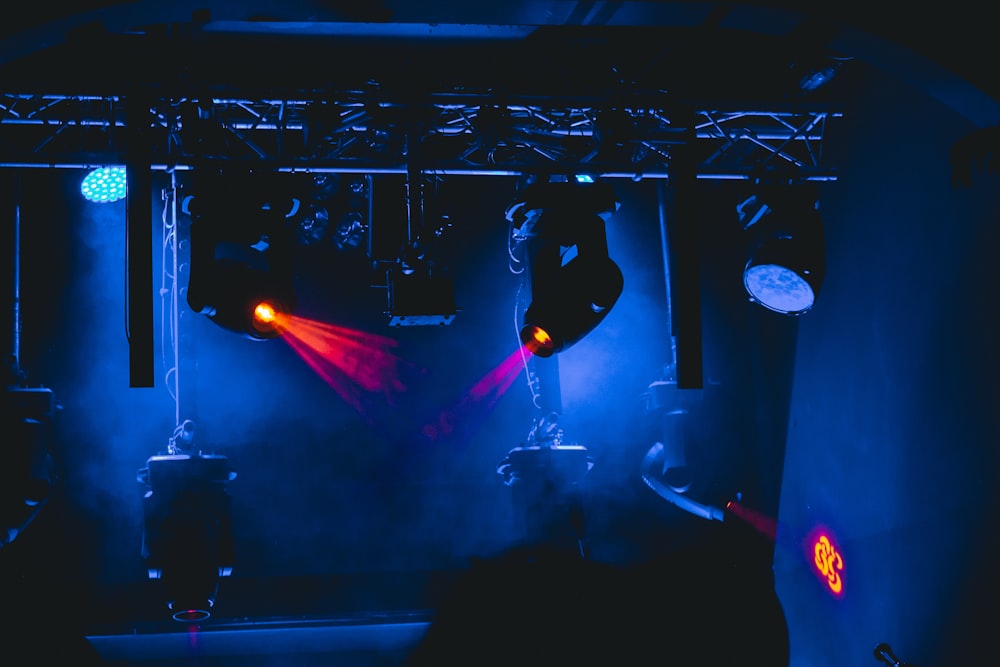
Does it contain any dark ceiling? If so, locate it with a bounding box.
[1,3,998,667]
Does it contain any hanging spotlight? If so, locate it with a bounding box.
[291,202,331,246]
[738,183,825,316]
[387,170,455,327]
[311,173,340,201]
[187,235,296,340]
[137,421,236,622]
[332,210,367,251]
[333,176,371,253]
[185,173,298,340]
[507,176,623,357]
[284,174,369,252]
[387,236,456,326]
[81,166,127,203]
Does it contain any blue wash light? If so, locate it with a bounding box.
[744,263,815,314]
[81,166,127,203]
[737,187,825,316]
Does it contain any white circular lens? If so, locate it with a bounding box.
[744,264,815,314]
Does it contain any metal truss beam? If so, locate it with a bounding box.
[0,92,841,180]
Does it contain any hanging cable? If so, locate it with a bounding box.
[507,217,525,273]
[159,184,174,397]
[514,275,542,409]
[158,171,181,426]
[507,210,541,408]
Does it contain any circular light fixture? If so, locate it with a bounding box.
[744,261,817,315]
[293,203,331,245]
[738,187,825,316]
[332,211,366,251]
[81,166,127,203]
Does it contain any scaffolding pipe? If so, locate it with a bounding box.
[10,173,22,381]
[657,179,676,368]
[0,163,838,180]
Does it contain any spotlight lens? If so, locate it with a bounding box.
[744,264,815,314]
[253,302,278,325]
[81,166,127,203]
[522,325,555,356]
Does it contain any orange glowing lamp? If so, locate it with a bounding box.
[254,302,278,323]
[250,301,283,336]
[522,325,554,356]
[812,533,845,595]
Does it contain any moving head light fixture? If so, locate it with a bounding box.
[184,171,298,340]
[137,420,236,623]
[507,175,623,357]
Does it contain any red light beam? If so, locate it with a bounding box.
[273,313,413,421]
[726,501,848,599]
[725,500,778,542]
[421,345,530,443]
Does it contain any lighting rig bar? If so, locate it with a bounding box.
[0,92,840,180]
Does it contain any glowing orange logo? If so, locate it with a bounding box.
[813,534,844,595]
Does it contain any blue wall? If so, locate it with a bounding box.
[774,60,1000,667]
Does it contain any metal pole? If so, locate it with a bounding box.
[126,91,155,388]
[664,118,703,389]
[657,179,677,368]
[0,163,838,180]
[10,172,22,382]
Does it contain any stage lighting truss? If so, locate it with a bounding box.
[0,93,840,182]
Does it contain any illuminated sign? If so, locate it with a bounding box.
[813,533,845,596]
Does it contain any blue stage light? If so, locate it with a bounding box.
[81,166,127,203]
[737,187,825,316]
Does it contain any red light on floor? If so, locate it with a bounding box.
[812,532,845,596]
